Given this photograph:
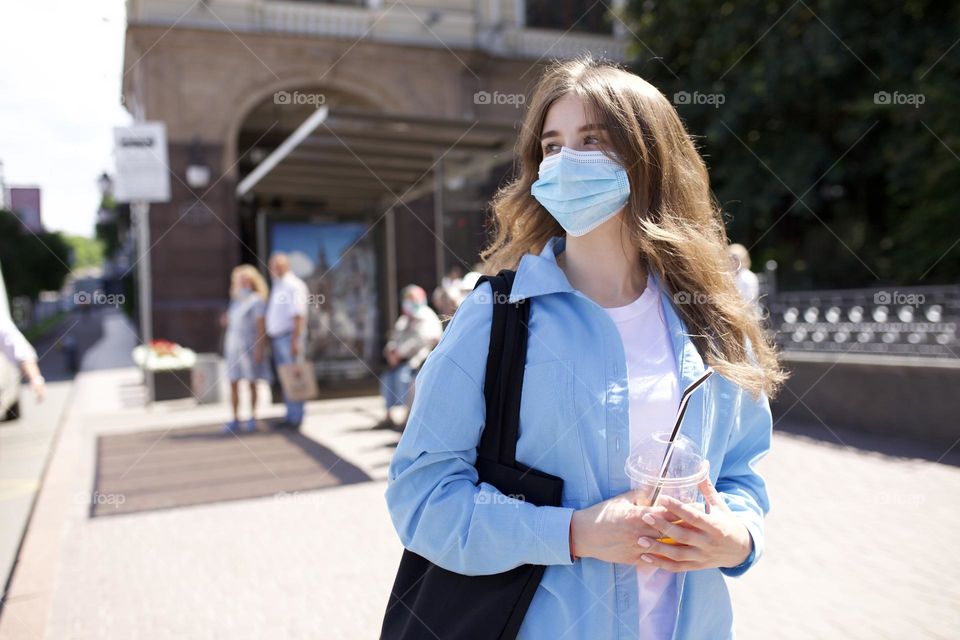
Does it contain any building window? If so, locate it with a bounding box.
[525,0,613,35]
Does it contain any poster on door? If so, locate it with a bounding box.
[270,221,378,383]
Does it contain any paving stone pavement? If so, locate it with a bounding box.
[726,428,960,640]
[1,366,958,639]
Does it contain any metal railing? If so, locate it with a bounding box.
[764,285,960,358]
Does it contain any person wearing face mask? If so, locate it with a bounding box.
[221,264,271,434]
[378,284,442,429]
[384,56,785,640]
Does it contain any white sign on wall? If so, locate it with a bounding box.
[113,122,171,203]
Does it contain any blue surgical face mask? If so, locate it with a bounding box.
[530,147,631,236]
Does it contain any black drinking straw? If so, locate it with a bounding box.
[648,367,715,505]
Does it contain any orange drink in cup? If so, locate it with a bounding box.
[624,432,708,546]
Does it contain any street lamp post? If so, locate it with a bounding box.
[133,200,154,406]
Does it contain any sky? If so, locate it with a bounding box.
[0,0,131,237]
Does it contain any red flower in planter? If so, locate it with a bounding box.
[149,339,180,357]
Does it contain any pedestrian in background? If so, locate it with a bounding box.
[0,316,45,402]
[221,264,271,434]
[440,264,463,292]
[432,265,465,318]
[729,243,760,306]
[266,253,309,429]
[378,284,441,429]
[430,284,459,319]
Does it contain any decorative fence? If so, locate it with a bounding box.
[764,284,959,358]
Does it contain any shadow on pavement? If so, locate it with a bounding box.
[774,418,960,468]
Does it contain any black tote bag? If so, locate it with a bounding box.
[380,269,565,640]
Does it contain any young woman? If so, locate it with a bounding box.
[386,56,784,639]
[222,264,271,434]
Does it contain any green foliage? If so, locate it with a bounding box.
[65,235,105,270]
[22,310,67,343]
[623,0,960,288]
[95,219,121,257]
[0,210,72,299]
[95,194,128,258]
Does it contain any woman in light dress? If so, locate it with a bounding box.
[222,265,271,433]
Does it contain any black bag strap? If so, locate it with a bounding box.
[474,269,530,467]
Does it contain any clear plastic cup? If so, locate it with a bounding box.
[624,432,708,544]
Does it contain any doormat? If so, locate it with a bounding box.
[91,423,370,517]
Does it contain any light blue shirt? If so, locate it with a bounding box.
[386,235,772,639]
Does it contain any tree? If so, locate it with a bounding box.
[0,210,72,299]
[65,235,105,270]
[623,0,960,289]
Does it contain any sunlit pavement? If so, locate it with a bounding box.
[727,428,960,639]
[0,380,71,597]
[1,361,958,638]
[0,308,111,597]
[0,365,402,640]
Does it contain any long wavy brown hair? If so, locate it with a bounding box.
[480,56,785,399]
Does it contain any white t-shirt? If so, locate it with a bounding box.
[266,271,309,338]
[600,274,680,640]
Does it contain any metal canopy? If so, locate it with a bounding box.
[236,105,517,214]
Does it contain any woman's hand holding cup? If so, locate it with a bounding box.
[635,477,753,572]
[569,490,671,565]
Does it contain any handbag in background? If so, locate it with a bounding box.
[277,361,318,402]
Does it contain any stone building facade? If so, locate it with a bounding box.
[122,0,629,387]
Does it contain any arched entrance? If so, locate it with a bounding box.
[232,83,516,391]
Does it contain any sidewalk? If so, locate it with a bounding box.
[1,359,959,638]
[0,363,402,640]
[0,308,117,598]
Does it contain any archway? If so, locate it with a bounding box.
[231,83,516,391]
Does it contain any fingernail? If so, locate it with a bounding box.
[640,554,653,563]
[642,513,656,526]
[637,537,651,548]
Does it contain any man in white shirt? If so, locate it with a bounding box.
[266,253,309,428]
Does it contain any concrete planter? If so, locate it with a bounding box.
[152,368,193,402]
